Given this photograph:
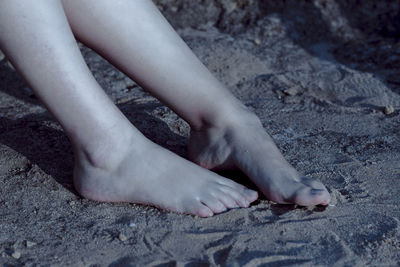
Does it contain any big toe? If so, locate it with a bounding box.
[292,183,331,206]
[243,188,259,202]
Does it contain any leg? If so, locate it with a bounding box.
[61,0,331,205]
[0,0,258,217]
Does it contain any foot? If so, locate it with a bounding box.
[72,127,258,217]
[188,109,331,206]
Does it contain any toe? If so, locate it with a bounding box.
[217,178,247,192]
[293,185,331,206]
[217,193,240,209]
[220,186,250,208]
[217,179,258,203]
[300,177,326,190]
[201,197,228,214]
[242,188,258,202]
[275,177,331,206]
[191,202,214,217]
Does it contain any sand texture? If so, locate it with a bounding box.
[0,0,399,266]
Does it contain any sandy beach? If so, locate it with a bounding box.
[0,0,399,266]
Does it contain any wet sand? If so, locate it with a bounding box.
[0,1,399,266]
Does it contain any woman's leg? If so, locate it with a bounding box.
[61,0,331,206]
[0,0,258,217]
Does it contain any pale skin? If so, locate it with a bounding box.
[0,0,330,217]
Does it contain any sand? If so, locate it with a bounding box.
[0,0,399,266]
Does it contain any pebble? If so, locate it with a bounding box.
[7,61,15,71]
[253,38,261,45]
[166,140,179,146]
[283,86,301,96]
[383,105,394,115]
[118,233,127,242]
[23,87,35,97]
[11,251,21,259]
[129,222,136,228]
[275,90,285,100]
[124,79,136,88]
[25,240,36,248]
[116,97,134,105]
[306,205,315,211]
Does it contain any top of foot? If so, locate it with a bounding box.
[188,113,331,206]
[73,133,258,217]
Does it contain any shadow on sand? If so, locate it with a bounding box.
[0,61,187,194]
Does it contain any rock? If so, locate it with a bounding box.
[383,105,394,115]
[166,140,179,146]
[283,86,301,96]
[333,234,340,242]
[124,79,136,89]
[23,87,35,98]
[6,61,15,71]
[275,90,285,100]
[116,97,134,105]
[0,49,4,61]
[253,38,261,45]
[118,233,127,242]
[306,205,316,211]
[25,240,36,248]
[221,1,237,13]
[11,251,21,259]
[129,222,136,228]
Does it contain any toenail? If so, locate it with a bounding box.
[245,189,257,197]
[245,189,254,194]
[310,188,324,195]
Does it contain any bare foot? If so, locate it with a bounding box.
[189,109,331,206]
[72,128,258,217]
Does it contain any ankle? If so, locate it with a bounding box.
[194,102,262,133]
[73,124,141,171]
